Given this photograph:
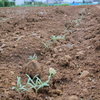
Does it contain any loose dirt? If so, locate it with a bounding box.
[0,5,100,100]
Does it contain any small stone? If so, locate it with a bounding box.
[18,66,22,68]
[76,51,84,59]
[52,54,56,58]
[76,51,84,56]
[80,71,89,78]
[1,39,5,42]
[70,62,75,68]
[11,82,16,86]
[68,95,78,100]
[24,27,26,30]
[49,89,62,95]
[14,44,18,47]
[54,89,62,95]
[1,44,7,48]
[10,71,14,74]
[65,55,72,61]
[86,46,91,49]
[53,48,58,53]
[83,88,88,93]
[78,80,82,84]
[88,12,91,15]
[59,48,63,52]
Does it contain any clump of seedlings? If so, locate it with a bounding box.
[28,54,37,60]
[50,35,65,42]
[12,67,56,99]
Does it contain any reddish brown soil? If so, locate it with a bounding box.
[0,5,100,100]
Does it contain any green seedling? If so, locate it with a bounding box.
[12,77,27,100]
[41,41,52,49]
[26,74,49,95]
[28,54,37,60]
[50,35,65,42]
[12,77,27,93]
[26,67,56,95]
[12,68,56,96]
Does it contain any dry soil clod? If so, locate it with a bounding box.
[21,60,42,77]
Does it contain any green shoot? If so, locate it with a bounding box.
[26,67,56,95]
[12,76,27,94]
[41,41,52,49]
[28,54,37,60]
[26,74,49,95]
[12,77,27,100]
[50,35,65,42]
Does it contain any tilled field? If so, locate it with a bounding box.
[0,5,100,100]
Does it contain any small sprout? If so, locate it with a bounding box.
[12,76,27,93]
[26,67,56,95]
[28,54,37,60]
[26,74,50,95]
[12,77,27,100]
[41,41,52,49]
[50,35,65,42]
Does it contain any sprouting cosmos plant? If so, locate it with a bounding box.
[12,67,56,95]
